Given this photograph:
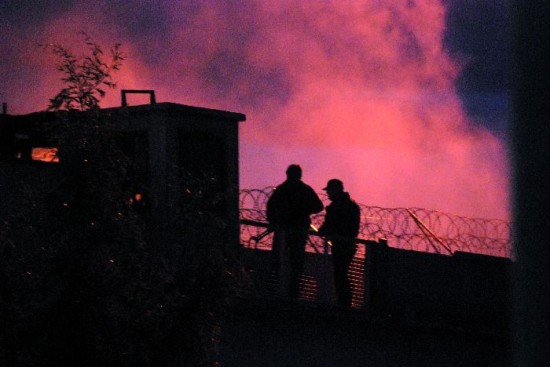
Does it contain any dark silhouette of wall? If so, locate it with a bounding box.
[511,1,550,365]
[220,298,509,366]
[231,245,511,365]
[366,244,511,331]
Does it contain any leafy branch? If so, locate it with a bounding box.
[42,33,124,111]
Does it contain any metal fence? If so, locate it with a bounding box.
[240,187,512,258]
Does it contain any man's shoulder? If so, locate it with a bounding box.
[350,199,360,212]
[337,197,360,211]
[280,180,315,191]
[271,181,291,192]
[267,184,284,202]
[301,182,317,192]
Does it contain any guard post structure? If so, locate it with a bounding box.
[0,92,246,250]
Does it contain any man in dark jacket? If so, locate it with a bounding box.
[319,179,361,307]
[266,164,324,299]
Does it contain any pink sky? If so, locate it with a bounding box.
[1,0,510,220]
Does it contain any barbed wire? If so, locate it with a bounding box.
[240,187,512,258]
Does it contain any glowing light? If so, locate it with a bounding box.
[31,147,59,163]
[130,193,143,204]
[310,224,332,247]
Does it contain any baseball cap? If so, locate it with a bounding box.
[323,179,343,191]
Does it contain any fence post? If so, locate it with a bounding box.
[364,239,388,318]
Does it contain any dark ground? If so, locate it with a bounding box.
[220,299,510,367]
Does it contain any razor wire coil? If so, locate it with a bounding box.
[240,187,512,258]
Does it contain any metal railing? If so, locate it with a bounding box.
[239,188,512,310]
[238,220,374,309]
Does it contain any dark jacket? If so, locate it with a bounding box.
[266,179,323,227]
[319,192,360,240]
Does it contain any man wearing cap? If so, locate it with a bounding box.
[266,164,324,299]
[319,179,361,307]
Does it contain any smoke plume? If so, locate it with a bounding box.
[0,0,510,219]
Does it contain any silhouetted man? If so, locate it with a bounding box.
[266,164,323,299]
[319,179,360,307]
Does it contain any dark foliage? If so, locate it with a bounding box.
[0,37,246,366]
[42,33,123,112]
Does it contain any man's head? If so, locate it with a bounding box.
[286,164,302,180]
[323,179,344,200]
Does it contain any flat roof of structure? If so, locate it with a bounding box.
[1,102,246,123]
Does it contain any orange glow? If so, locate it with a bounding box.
[32,147,59,163]
[310,224,332,247]
[129,193,143,205]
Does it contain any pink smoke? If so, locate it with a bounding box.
[1,0,510,220]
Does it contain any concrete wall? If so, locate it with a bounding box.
[226,245,512,365]
[241,243,512,331]
[366,243,512,331]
